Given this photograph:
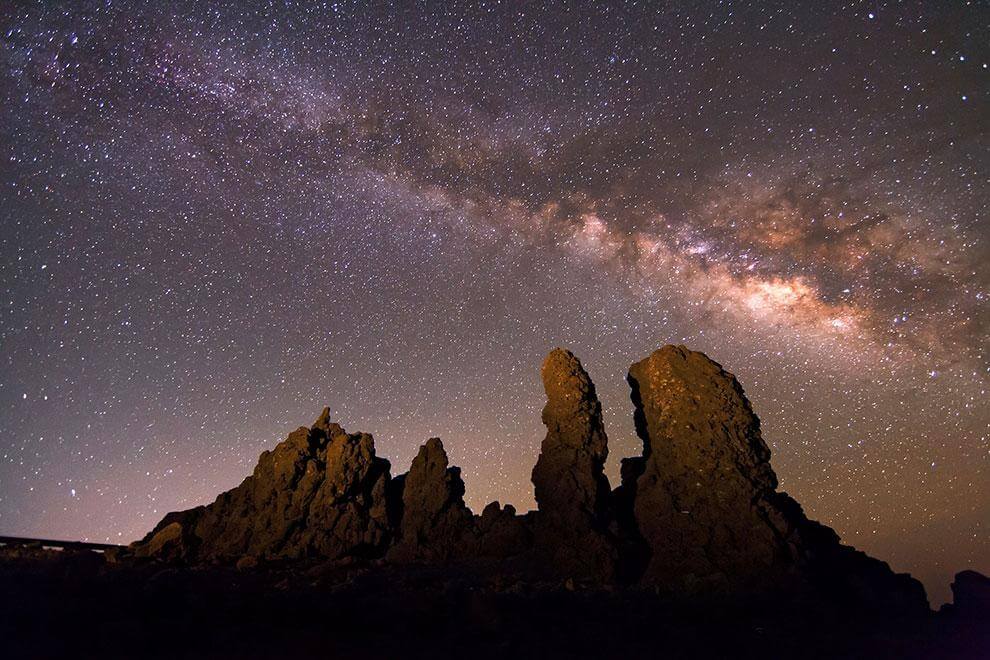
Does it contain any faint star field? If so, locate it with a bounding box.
[0,1,986,604]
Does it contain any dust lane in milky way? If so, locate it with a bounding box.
[0,2,986,604]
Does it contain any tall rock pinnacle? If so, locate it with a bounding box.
[621,345,928,615]
[532,348,617,579]
[623,345,788,587]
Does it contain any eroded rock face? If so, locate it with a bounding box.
[622,345,787,588]
[131,408,393,562]
[620,345,927,614]
[531,348,618,579]
[533,349,610,524]
[129,347,930,617]
[387,438,473,563]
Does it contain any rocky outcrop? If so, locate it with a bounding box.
[620,345,927,614]
[620,345,789,588]
[531,348,618,579]
[131,521,187,562]
[130,345,930,617]
[387,438,473,563]
[131,408,393,562]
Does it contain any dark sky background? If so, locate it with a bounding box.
[0,1,986,604]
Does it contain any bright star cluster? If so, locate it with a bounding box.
[0,1,986,604]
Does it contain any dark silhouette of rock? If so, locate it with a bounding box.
[130,408,393,562]
[387,438,473,563]
[11,345,983,657]
[766,491,929,615]
[944,570,990,619]
[474,502,532,559]
[531,348,618,579]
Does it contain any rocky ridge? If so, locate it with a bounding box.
[130,345,931,614]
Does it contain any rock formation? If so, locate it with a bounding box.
[619,345,927,614]
[531,348,618,579]
[620,345,789,588]
[533,349,611,521]
[129,345,929,617]
[939,570,990,620]
[950,570,990,617]
[387,438,473,563]
[133,408,393,562]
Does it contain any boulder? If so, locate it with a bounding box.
[130,522,186,561]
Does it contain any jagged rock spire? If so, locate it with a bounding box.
[532,348,618,579]
[131,409,392,562]
[387,437,472,563]
[533,348,611,521]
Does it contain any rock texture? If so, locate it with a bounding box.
[387,438,472,563]
[620,345,926,614]
[621,345,788,588]
[531,348,618,579]
[130,344,930,618]
[533,349,611,521]
[132,408,393,562]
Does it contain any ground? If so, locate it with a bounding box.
[1,546,986,659]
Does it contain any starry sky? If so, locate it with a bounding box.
[0,1,987,603]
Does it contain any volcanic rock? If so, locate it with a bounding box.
[621,345,788,588]
[387,438,473,563]
[531,348,618,579]
[131,522,187,562]
[128,346,930,618]
[130,408,393,562]
[620,346,927,611]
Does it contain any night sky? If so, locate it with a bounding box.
[1,1,986,604]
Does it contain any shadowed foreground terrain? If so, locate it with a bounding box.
[2,346,987,659]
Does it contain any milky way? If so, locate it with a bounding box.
[0,1,986,603]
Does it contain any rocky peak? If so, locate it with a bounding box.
[131,410,392,562]
[533,348,610,522]
[620,345,788,588]
[129,347,929,616]
[387,437,472,563]
[312,406,336,434]
[531,348,618,579]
